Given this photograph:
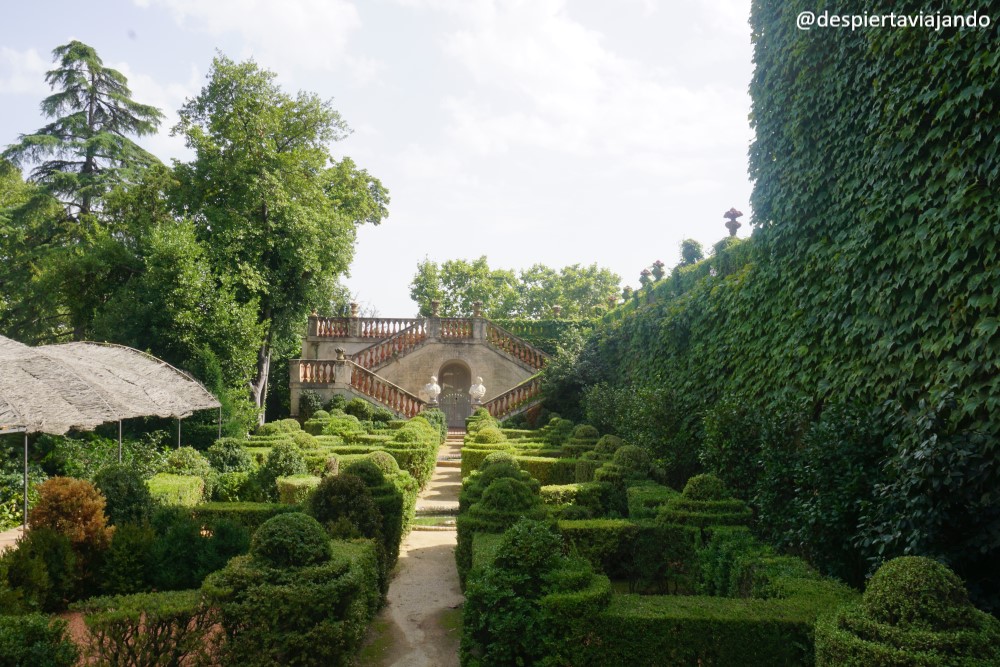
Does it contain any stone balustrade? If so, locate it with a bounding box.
[484,322,548,370]
[350,364,425,418]
[352,321,428,369]
[439,318,474,339]
[483,376,542,420]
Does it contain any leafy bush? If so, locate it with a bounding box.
[29,477,113,553]
[344,397,375,421]
[571,424,599,440]
[298,389,324,421]
[74,589,218,667]
[343,459,385,487]
[148,508,250,591]
[254,442,307,502]
[324,394,347,412]
[307,474,382,542]
[420,408,448,443]
[213,471,251,502]
[251,512,331,568]
[700,394,764,500]
[1,527,77,612]
[206,438,254,473]
[99,521,155,595]
[256,419,302,436]
[161,446,217,499]
[0,613,78,667]
[612,445,651,476]
[93,464,155,526]
[480,451,518,470]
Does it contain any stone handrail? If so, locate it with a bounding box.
[485,322,548,370]
[358,318,423,338]
[311,317,423,339]
[352,320,428,369]
[350,363,425,418]
[483,376,543,420]
[313,317,351,337]
[440,318,473,339]
[297,359,340,384]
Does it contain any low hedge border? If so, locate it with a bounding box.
[189,502,299,533]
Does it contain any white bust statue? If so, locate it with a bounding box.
[421,375,441,405]
[469,376,486,404]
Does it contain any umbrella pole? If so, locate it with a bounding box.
[177,418,181,449]
[118,420,123,463]
[23,432,28,529]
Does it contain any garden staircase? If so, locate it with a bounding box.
[294,315,550,421]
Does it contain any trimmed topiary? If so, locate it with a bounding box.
[206,439,254,474]
[343,459,386,487]
[162,447,217,499]
[862,557,977,632]
[474,427,507,444]
[254,443,307,502]
[479,478,540,514]
[250,512,330,568]
[290,430,318,449]
[682,474,728,501]
[594,434,625,456]
[345,397,376,421]
[480,451,519,470]
[93,464,155,526]
[612,445,652,474]
[307,474,383,541]
[816,556,1000,666]
[366,451,400,475]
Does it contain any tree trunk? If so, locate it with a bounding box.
[249,308,274,425]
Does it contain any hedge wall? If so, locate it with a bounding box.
[558,0,1000,605]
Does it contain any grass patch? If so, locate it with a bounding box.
[353,616,394,666]
[412,516,456,527]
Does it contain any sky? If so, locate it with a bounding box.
[0,0,755,317]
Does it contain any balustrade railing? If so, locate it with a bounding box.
[483,376,543,420]
[485,322,548,370]
[311,317,422,338]
[350,364,424,418]
[352,320,428,369]
[357,318,422,338]
[314,318,351,337]
[440,318,473,339]
[297,360,339,384]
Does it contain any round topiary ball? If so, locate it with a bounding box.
[862,556,977,632]
[251,512,330,568]
[595,435,625,455]
[292,430,318,449]
[612,445,651,473]
[478,477,539,513]
[571,424,600,440]
[474,427,506,444]
[343,459,386,487]
[480,452,519,470]
[367,451,400,475]
[682,474,728,501]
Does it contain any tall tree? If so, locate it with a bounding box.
[1,41,163,219]
[173,55,388,416]
[410,257,620,319]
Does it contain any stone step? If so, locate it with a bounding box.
[415,504,458,516]
[437,460,461,468]
[412,524,457,532]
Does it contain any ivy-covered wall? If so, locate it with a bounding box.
[557,0,999,607]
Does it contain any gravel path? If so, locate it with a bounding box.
[359,432,464,667]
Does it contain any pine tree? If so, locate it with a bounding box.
[1,41,163,218]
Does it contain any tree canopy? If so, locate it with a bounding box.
[409,256,620,319]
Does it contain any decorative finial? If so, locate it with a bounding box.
[724,208,743,237]
[473,300,483,317]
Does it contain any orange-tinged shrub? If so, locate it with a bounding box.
[29,477,113,551]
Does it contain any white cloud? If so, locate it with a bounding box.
[0,47,50,95]
[132,0,379,82]
[111,60,202,162]
[418,0,750,161]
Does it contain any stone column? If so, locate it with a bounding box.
[349,302,361,337]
